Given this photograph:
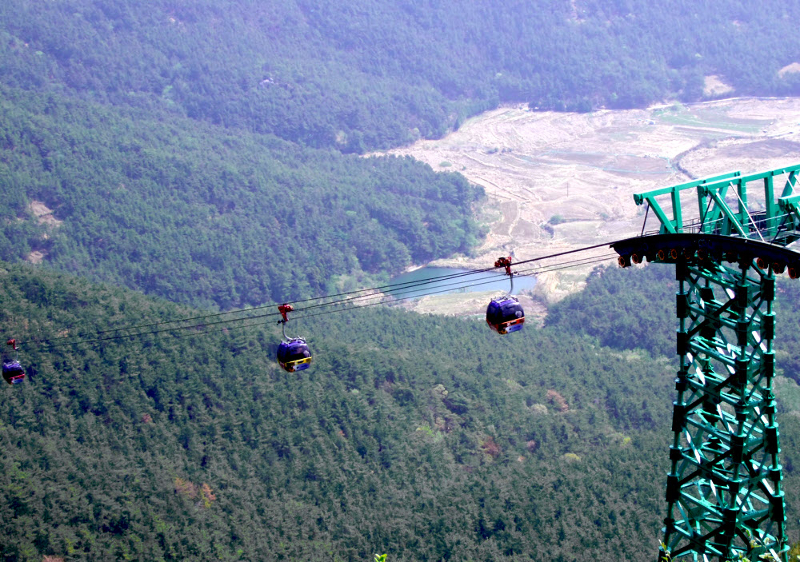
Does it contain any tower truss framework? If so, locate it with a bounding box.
[612,163,800,562]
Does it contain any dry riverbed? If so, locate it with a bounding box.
[378,97,800,315]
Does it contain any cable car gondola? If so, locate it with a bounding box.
[277,338,312,372]
[276,304,312,372]
[3,339,25,385]
[2,360,25,385]
[486,296,525,334]
[486,256,525,335]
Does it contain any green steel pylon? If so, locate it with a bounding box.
[664,256,784,561]
[612,164,800,562]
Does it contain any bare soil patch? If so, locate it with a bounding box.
[779,63,800,78]
[378,98,800,315]
[703,75,734,98]
[27,250,45,264]
[29,200,62,227]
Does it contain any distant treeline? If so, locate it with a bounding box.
[547,264,677,357]
[548,263,800,387]
[2,0,800,153]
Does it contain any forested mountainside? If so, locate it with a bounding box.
[3,0,800,309]
[0,86,483,309]
[7,262,799,561]
[548,263,800,388]
[2,0,800,153]
[547,264,677,357]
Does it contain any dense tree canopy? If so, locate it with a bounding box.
[0,263,727,560]
[0,85,483,309]
[547,264,677,357]
[1,0,799,153]
[2,262,800,559]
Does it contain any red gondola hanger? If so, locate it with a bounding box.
[494,256,513,276]
[494,256,516,295]
[278,304,294,325]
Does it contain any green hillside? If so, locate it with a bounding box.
[2,0,799,152]
[3,0,800,310]
[0,86,483,309]
[547,264,677,357]
[8,262,794,560]
[549,263,800,384]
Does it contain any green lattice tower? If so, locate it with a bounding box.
[664,256,784,561]
[611,164,800,562]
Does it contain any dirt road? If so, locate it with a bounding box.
[380,98,800,310]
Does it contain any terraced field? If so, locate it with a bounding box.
[381,98,800,312]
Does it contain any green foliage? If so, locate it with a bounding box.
[0,261,689,560]
[0,85,483,309]
[2,259,800,559]
[546,264,676,357]
[658,541,672,561]
[1,0,799,154]
[772,280,800,389]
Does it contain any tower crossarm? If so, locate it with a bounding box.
[634,164,800,246]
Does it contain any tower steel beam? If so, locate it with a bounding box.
[613,164,800,562]
[665,256,784,561]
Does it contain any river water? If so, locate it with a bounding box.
[386,266,536,299]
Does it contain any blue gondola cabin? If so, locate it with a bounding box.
[486,296,525,335]
[2,360,25,385]
[277,339,312,372]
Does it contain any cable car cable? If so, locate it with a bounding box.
[18,243,620,350]
[114,253,620,345]
[84,264,509,341]
[21,203,796,349]
[28,251,619,350]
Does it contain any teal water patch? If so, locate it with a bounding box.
[387,266,536,299]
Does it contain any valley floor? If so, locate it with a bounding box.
[382,97,800,311]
